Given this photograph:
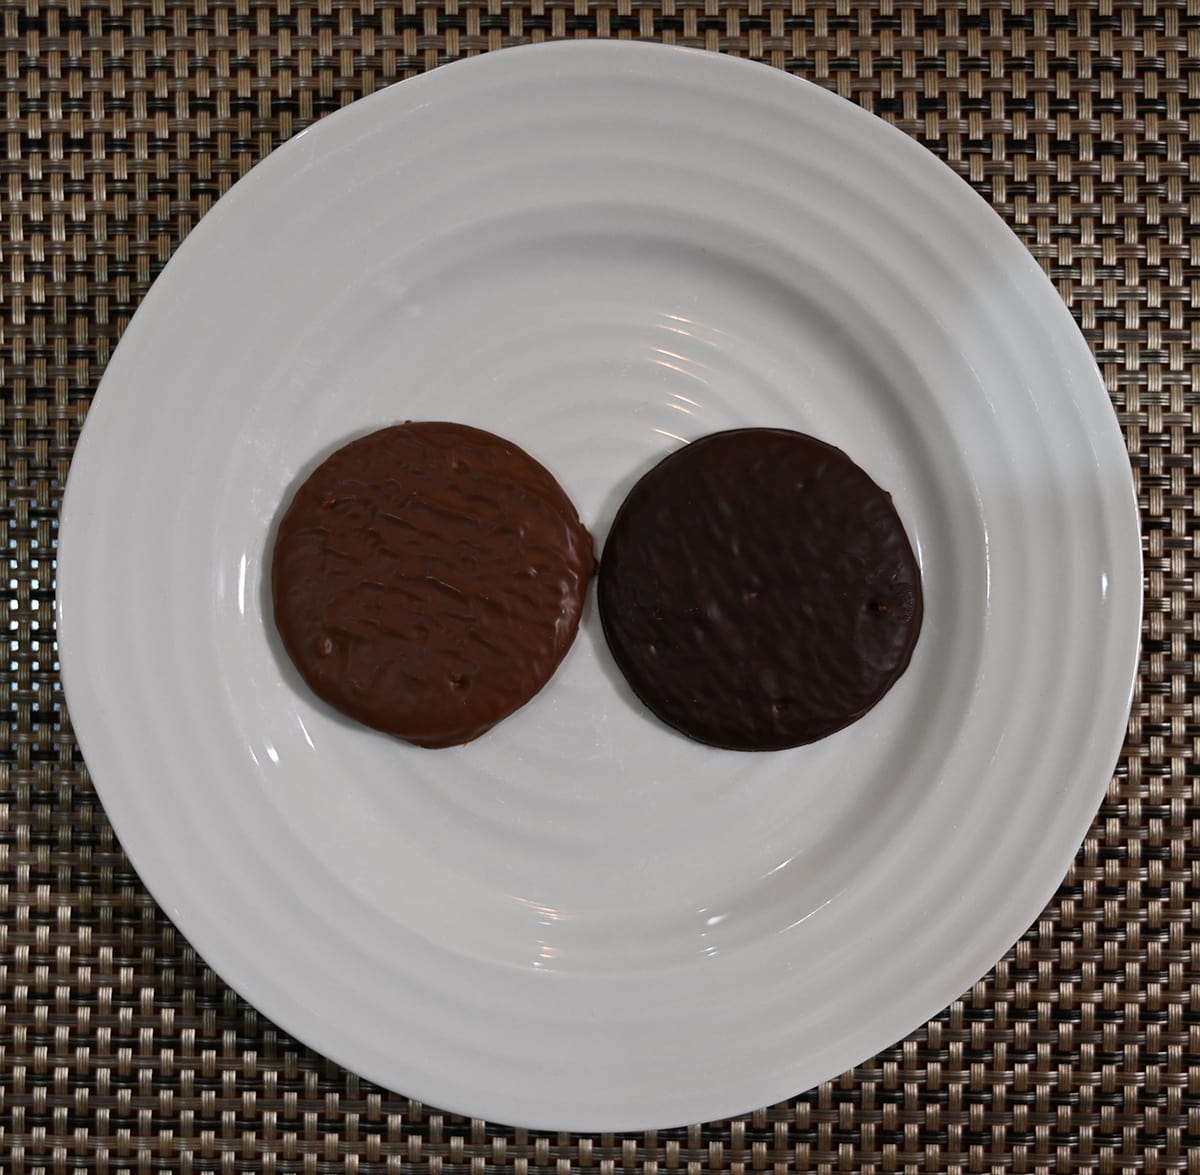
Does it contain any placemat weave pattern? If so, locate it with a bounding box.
[1,1,1191,1171]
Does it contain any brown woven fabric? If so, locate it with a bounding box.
[1,1,1190,1171]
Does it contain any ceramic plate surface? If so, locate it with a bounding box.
[58,41,1142,1130]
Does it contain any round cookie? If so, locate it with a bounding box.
[598,428,922,751]
[272,422,595,748]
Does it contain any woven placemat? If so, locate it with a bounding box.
[2,1,1191,1171]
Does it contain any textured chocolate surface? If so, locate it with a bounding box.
[599,428,922,750]
[272,422,594,747]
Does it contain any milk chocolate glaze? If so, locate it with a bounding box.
[598,428,923,751]
[272,422,595,748]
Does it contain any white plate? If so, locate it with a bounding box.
[58,42,1142,1130]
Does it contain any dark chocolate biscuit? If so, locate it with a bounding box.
[272,422,595,748]
[598,428,922,750]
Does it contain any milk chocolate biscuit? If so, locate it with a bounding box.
[272,422,595,747]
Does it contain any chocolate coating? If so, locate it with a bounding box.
[598,428,922,750]
[272,422,594,748]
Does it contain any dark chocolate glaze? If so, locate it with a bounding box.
[598,429,922,751]
[272,422,595,748]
